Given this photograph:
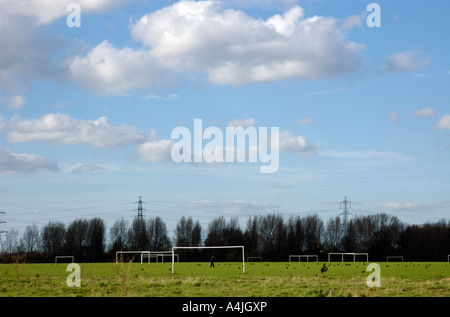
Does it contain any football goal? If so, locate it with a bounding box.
[141,251,179,263]
[55,256,74,263]
[289,255,318,262]
[115,251,148,263]
[171,246,245,274]
[328,252,369,262]
[386,256,404,262]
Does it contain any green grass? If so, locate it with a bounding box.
[0,261,448,297]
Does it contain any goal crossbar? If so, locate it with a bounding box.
[171,246,245,273]
[386,256,404,262]
[328,252,369,262]
[289,255,318,262]
[55,256,74,263]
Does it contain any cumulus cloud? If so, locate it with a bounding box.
[278,130,320,156]
[6,95,26,109]
[70,1,365,94]
[389,111,400,124]
[69,41,176,95]
[0,146,58,174]
[137,139,175,163]
[1,0,127,25]
[413,106,437,117]
[0,0,128,95]
[0,13,66,95]
[432,114,450,130]
[382,50,430,73]
[6,113,146,148]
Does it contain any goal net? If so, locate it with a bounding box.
[171,246,245,273]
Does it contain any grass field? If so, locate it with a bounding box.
[0,261,449,297]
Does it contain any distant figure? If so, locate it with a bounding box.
[210,255,215,268]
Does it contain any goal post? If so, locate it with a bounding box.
[115,250,178,264]
[289,255,318,262]
[386,256,404,262]
[172,246,245,274]
[328,252,368,262]
[141,252,179,263]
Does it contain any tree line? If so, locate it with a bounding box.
[1,213,449,262]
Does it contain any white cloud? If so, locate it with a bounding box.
[296,117,313,125]
[71,1,365,94]
[227,118,255,128]
[137,139,175,163]
[389,111,400,124]
[0,13,66,95]
[382,50,430,73]
[181,199,281,215]
[70,164,106,174]
[320,149,411,167]
[341,12,366,30]
[413,106,437,117]
[265,182,293,189]
[1,0,127,25]
[0,146,58,174]
[0,0,128,95]
[432,114,450,130]
[382,201,450,213]
[6,113,146,148]
[278,130,320,156]
[6,95,26,109]
[69,41,175,95]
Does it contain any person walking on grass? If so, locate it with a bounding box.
[210,255,215,268]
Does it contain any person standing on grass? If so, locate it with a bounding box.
[210,255,215,268]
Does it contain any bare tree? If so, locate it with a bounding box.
[303,214,323,253]
[257,214,286,260]
[174,216,202,247]
[110,217,129,251]
[323,216,344,251]
[204,216,227,246]
[286,215,304,255]
[87,217,105,261]
[244,216,259,256]
[65,218,88,258]
[146,217,171,251]
[3,229,19,254]
[41,221,66,256]
[128,218,148,250]
[21,223,41,253]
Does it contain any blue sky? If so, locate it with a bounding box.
[1,0,449,241]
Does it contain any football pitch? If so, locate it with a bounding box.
[0,261,448,297]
